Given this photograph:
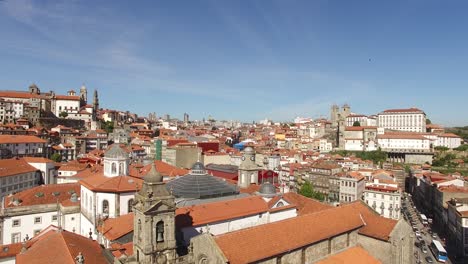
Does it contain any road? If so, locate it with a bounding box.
[402,193,452,264]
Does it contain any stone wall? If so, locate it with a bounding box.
[405,153,433,164]
[38,117,84,129]
[190,234,227,264]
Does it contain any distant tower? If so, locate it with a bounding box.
[342,104,351,119]
[331,104,339,127]
[93,89,99,118]
[183,113,189,123]
[29,83,40,94]
[132,163,177,264]
[238,146,260,188]
[80,84,88,104]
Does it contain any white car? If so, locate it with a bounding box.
[415,231,421,236]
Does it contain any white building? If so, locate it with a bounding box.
[363,179,401,220]
[377,108,426,132]
[23,157,56,185]
[339,172,365,203]
[0,135,47,157]
[435,133,462,149]
[52,94,81,117]
[56,162,88,184]
[0,158,40,199]
[78,144,142,239]
[377,133,431,152]
[0,183,81,245]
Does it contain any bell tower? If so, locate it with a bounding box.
[238,146,260,188]
[133,163,177,264]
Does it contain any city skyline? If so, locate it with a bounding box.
[1,0,467,126]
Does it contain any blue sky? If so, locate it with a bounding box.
[0,0,467,125]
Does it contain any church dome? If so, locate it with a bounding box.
[191,162,206,174]
[145,163,162,183]
[166,163,238,199]
[243,146,255,154]
[105,144,128,159]
[258,182,277,198]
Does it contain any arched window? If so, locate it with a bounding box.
[119,162,124,175]
[128,199,134,213]
[276,201,284,208]
[156,221,164,242]
[111,163,116,174]
[102,200,109,214]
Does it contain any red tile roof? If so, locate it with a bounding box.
[98,213,134,241]
[214,205,364,264]
[316,246,381,264]
[0,158,38,178]
[16,229,107,264]
[344,201,398,241]
[382,108,423,113]
[54,95,80,101]
[4,183,80,208]
[176,196,271,228]
[22,157,54,163]
[281,192,332,216]
[0,135,46,144]
[80,173,143,193]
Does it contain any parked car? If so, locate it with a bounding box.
[421,246,427,253]
[425,256,433,263]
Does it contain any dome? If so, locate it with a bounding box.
[145,163,162,183]
[243,146,255,154]
[258,182,277,198]
[105,144,128,159]
[166,171,238,199]
[191,161,206,175]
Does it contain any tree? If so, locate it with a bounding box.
[434,146,449,151]
[426,119,432,125]
[299,181,314,198]
[59,111,68,118]
[50,153,62,162]
[352,121,361,127]
[101,121,114,133]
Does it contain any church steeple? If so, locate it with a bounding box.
[93,89,99,120]
[132,162,177,263]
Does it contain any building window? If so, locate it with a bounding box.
[11,233,21,243]
[12,219,21,227]
[156,221,164,242]
[52,215,58,221]
[102,200,109,214]
[34,229,41,236]
[34,217,42,224]
[111,163,116,174]
[128,199,134,213]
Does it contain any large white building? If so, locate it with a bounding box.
[78,144,142,239]
[377,133,431,152]
[363,178,401,220]
[23,157,56,185]
[0,158,40,199]
[377,108,426,132]
[435,133,462,149]
[339,172,365,203]
[0,135,47,157]
[0,183,80,244]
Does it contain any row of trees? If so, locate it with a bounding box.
[331,149,387,165]
[299,181,325,201]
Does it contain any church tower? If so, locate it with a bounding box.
[93,89,99,116]
[80,84,88,104]
[237,146,260,188]
[133,163,177,264]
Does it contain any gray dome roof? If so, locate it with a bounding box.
[145,163,162,183]
[243,146,255,154]
[166,172,238,199]
[191,162,206,174]
[258,182,277,198]
[105,144,128,159]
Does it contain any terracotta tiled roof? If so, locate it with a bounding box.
[110,242,133,258]
[98,213,134,241]
[345,126,377,131]
[377,133,428,140]
[439,133,461,138]
[129,161,189,178]
[176,196,270,228]
[80,173,143,193]
[214,205,364,264]
[344,201,397,241]
[22,157,54,163]
[4,183,80,208]
[54,95,80,101]
[0,91,43,99]
[316,246,381,264]
[16,229,107,264]
[382,108,423,113]
[0,135,46,144]
[0,158,37,178]
[281,192,332,216]
[438,185,468,193]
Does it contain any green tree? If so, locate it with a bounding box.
[299,181,314,198]
[352,121,361,126]
[59,111,68,118]
[426,118,432,125]
[434,146,449,151]
[454,144,468,151]
[50,153,62,162]
[101,121,114,133]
